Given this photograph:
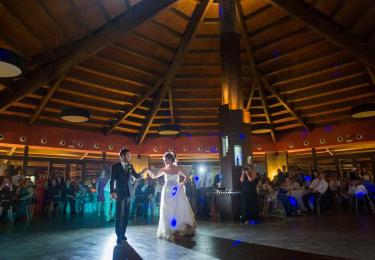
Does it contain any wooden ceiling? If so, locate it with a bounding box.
[0,0,374,144]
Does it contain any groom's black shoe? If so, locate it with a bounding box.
[116,238,122,245]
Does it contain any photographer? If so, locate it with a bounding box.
[240,165,259,223]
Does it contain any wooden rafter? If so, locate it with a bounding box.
[0,0,178,112]
[28,74,66,125]
[137,0,211,145]
[168,89,176,124]
[367,67,375,86]
[246,80,256,110]
[268,0,375,69]
[257,81,277,143]
[236,1,311,132]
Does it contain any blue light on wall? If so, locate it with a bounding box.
[194,176,199,183]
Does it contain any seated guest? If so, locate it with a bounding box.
[329,175,341,192]
[240,165,259,223]
[0,177,16,221]
[350,167,360,182]
[76,183,86,214]
[277,178,300,216]
[273,168,286,188]
[35,173,47,216]
[131,179,145,218]
[19,178,35,221]
[302,172,328,214]
[48,179,61,215]
[96,170,109,216]
[66,179,77,215]
[140,178,155,217]
[362,175,375,197]
[257,176,273,193]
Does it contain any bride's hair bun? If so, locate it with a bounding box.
[163,152,176,162]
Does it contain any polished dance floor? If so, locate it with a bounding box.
[0,213,374,260]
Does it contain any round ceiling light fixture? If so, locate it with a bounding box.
[351,103,375,118]
[60,107,90,123]
[158,124,181,135]
[0,48,24,78]
[251,123,272,134]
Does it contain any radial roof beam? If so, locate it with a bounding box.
[137,0,211,145]
[0,0,178,112]
[268,0,375,69]
[257,81,277,143]
[236,1,311,132]
[28,74,66,125]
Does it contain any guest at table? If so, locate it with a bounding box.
[273,168,287,188]
[19,178,35,221]
[302,172,328,214]
[0,177,16,221]
[66,179,77,215]
[96,170,109,216]
[35,173,47,216]
[48,179,61,216]
[277,178,301,216]
[240,165,259,223]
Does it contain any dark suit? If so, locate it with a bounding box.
[110,162,141,240]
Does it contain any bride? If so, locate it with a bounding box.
[146,152,196,241]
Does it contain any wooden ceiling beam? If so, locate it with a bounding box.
[279,72,365,95]
[112,44,170,66]
[265,50,345,78]
[258,81,277,143]
[152,19,183,38]
[170,7,190,21]
[272,60,359,87]
[137,0,211,145]
[237,1,309,135]
[28,74,66,125]
[258,38,326,67]
[64,77,141,98]
[268,0,375,69]
[131,31,176,53]
[0,0,178,112]
[92,55,161,78]
[168,89,176,124]
[74,66,151,89]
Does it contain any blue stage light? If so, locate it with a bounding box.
[172,186,178,196]
[232,240,241,247]
[194,176,199,182]
[171,218,177,228]
[289,197,298,207]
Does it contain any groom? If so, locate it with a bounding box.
[110,147,143,244]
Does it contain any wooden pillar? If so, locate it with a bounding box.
[371,154,375,180]
[23,145,29,173]
[102,152,107,171]
[312,148,318,171]
[219,0,243,110]
[334,157,341,177]
[64,164,70,181]
[352,157,357,169]
[82,162,86,182]
[47,161,52,179]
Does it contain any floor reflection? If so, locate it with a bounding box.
[176,234,345,260]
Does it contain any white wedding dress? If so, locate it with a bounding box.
[157,173,196,240]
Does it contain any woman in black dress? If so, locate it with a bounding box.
[240,165,259,223]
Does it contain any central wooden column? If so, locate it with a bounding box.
[219,0,243,110]
[217,0,251,220]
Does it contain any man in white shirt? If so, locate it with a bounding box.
[302,172,328,213]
